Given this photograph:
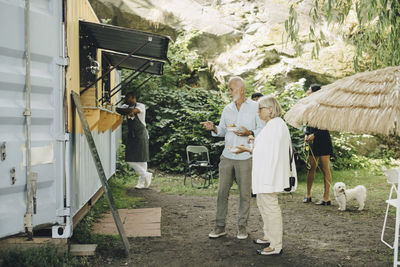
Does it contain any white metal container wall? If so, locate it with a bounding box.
[0,0,64,238]
[71,130,117,214]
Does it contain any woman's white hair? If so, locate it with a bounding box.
[258,95,282,118]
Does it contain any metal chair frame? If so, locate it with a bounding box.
[381,167,400,266]
[184,145,213,188]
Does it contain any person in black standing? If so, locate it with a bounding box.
[251,92,263,102]
[117,92,152,189]
[302,84,333,205]
[250,93,263,198]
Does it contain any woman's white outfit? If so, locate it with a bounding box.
[252,117,297,252]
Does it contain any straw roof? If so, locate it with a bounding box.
[284,66,400,136]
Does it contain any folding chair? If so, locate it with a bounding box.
[184,145,213,188]
[381,167,400,266]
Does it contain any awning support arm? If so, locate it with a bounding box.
[80,37,152,94]
[115,76,153,106]
[99,61,152,104]
[98,62,146,104]
[107,63,152,103]
[109,61,150,94]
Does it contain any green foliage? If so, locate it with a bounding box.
[121,31,226,173]
[152,30,205,89]
[284,4,303,56]
[331,133,377,170]
[374,135,400,159]
[331,133,400,171]
[167,30,204,74]
[263,78,309,168]
[149,172,237,197]
[1,246,80,267]
[141,85,225,172]
[115,143,135,182]
[285,0,400,70]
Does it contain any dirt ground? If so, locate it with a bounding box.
[91,187,393,267]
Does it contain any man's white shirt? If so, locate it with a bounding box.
[212,99,265,160]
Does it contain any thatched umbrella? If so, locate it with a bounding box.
[284,66,400,136]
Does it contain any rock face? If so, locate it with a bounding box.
[89,0,356,90]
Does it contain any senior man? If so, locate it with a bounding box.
[201,76,264,239]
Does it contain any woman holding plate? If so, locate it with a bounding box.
[234,95,297,256]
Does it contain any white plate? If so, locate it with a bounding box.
[227,126,239,132]
[228,146,239,153]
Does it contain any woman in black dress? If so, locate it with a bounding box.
[303,84,333,205]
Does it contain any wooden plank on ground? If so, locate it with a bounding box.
[92,208,161,237]
[69,244,97,256]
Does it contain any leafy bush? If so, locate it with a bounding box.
[273,78,308,155]
[120,31,227,173]
[260,78,309,170]
[141,85,225,172]
[115,143,135,182]
[331,133,400,172]
[331,133,372,170]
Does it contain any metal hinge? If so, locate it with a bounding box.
[10,167,15,185]
[31,172,38,214]
[56,57,68,66]
[56,208,71,217]
[1,142,5,161]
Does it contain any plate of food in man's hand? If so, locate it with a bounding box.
[226,124,240,132]
[228,146,239,153]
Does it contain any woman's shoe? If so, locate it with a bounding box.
[256,247,282,256]
[315,200,331,206]
[303,197,312,203]
[253,238,270,245]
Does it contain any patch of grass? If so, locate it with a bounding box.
[72,174,144,249]
[108,175,145,209]
[150,170,238,197]
[363,248,392,264]
[1,245,80,267]
[295,168,391,216]
[151,168,392,217]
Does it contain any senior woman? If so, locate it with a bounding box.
[234,95,297,256]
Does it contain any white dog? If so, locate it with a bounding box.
[333,182,367,211]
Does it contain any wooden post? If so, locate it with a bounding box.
[71,91,130,256]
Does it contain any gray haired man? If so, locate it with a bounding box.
[201,77,264,239]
